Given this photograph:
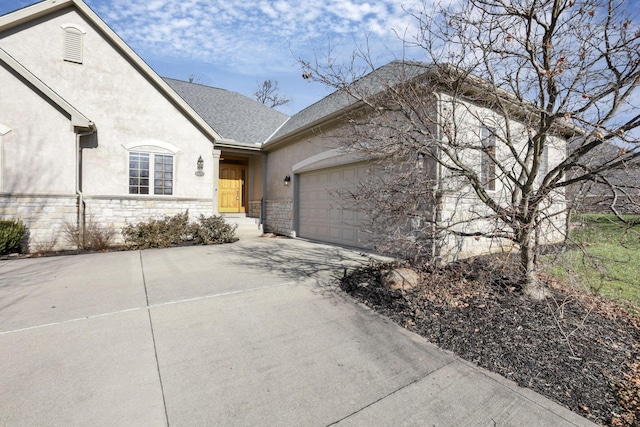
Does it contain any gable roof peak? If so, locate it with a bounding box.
[0,0,223,143]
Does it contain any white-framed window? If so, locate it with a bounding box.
[481,125,496,191]
[61,24,86,64]
[129,152,174,195]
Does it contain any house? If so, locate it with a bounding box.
[0,0,227,250]
[0,0,569,260]
[259,61,570,259]
[0,0,288,251]
[566,142,640,215]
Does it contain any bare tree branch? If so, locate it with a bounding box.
[254,80,291,108]
[297,0,640,299]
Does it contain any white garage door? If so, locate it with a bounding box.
[298,163,369,248]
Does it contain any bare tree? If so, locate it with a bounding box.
[188,74,202,84]
[299,0,640,298]
[254,80,291,108]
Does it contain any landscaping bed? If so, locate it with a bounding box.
[340,257,640,426]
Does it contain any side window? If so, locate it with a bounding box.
[128,152,174,195]
[481,126,496,191]
[61,24,85,64]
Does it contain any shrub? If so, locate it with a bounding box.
[84,221,115,250]
[194,215,237,244]
[122,211,237,249]
[0,219,27,255]
[122,211,196,249]
[63,216,115,251]
[34,235,59,254]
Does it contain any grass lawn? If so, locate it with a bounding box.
[545,214,640,310]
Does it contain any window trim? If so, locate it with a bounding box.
[122,139,180,155]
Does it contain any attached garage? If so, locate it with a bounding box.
[297,163,370,248]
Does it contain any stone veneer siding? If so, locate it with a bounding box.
[264,199,293,236]
[0,194,78,252]
[248,200,261,219]
[0,194,215,252]
[84,196,215,244]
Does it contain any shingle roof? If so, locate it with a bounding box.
[164,78,289,146]
[165,62,431,148]
[266,61,432,143]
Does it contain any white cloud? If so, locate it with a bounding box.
[87,0,424,75]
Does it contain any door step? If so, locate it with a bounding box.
[221,214,262,239]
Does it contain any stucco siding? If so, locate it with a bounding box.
[265,130,341,201]
[0,8,215,199]
[0,65,77,195]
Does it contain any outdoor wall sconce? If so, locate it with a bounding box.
[195,155,204,176]
[284,175,291,186]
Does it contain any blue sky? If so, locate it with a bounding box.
[0,0,420,115]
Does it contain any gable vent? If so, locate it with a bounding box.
[61,25,85,64]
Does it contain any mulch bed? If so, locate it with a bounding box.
[340,257,640,426]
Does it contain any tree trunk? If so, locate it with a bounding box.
[520,229,548,300]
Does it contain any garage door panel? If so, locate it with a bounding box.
[328,209,342,221]
[298,163,369,248]
[316,225,328,238]
[342,167,356,180]
[342,210,355,221]
[342,229,356,242]
[329,228,341,239]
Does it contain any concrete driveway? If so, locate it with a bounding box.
[0,238,595,426]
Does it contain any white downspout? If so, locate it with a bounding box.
[76,125,96,247]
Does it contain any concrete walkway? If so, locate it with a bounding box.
[0,238,596,426]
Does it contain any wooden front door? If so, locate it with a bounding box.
[219,164,246,213]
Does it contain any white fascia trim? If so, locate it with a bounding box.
[0,1,75,30]
[122,139,180,154]
[0,48,93,129]
[292,148,369,174]
[0,123,12,135]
